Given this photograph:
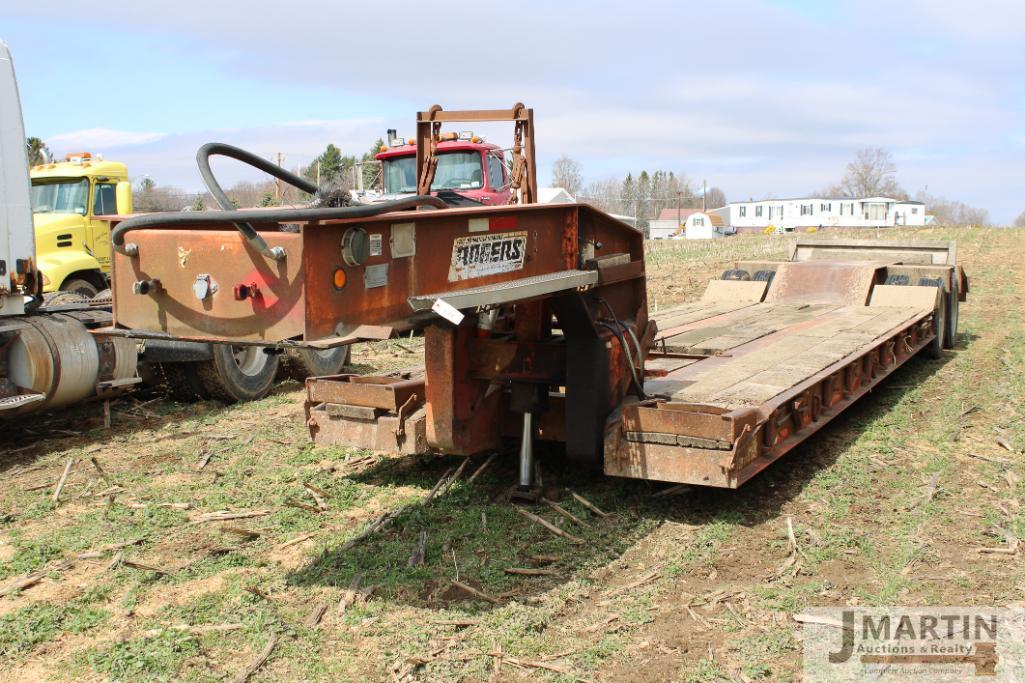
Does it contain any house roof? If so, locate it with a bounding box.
[653,208,724,227]
[729,195,913,205]
[655,208,702,221]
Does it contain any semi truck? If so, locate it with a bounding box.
[30,153,132,297]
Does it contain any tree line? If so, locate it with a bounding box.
[552,147,993,227]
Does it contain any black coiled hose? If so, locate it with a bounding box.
[111,195,448,257]
[111,141,448,258]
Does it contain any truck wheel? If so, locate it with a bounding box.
[925,296,946,359]
[197,345,279,403]
[92,289,113,305]
[41,291,89,308]
[284,346,351,380]
[943,290,959,349]
[61,279,99,298]
[157,362,209,402]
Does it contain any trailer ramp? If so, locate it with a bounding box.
[605,257,947,488]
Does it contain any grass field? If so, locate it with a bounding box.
[1,227,1023,682]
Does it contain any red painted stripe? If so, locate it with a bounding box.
[489,215,518,231]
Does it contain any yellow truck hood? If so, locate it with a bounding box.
[33,212,86,236]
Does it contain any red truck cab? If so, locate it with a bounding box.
[375,134,511,205]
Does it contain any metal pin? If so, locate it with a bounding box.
[518,412,534,487]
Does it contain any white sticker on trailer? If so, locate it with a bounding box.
[448,231,527,282]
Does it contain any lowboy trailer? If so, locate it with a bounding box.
[100,105,966,490]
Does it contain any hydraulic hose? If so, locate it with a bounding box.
[111,195,449,257]
[195,142,323,261]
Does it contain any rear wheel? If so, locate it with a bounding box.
[926,295,946,359]
[61,278,99,298]
[943,289,959,349]
[197,345,279,403]
[284,346,351,381]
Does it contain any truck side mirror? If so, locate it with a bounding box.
[116,181,133,215]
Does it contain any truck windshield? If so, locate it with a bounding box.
[31,179,90,215]
[382,151,485,194]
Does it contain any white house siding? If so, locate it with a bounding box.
[724,197,928,232]
[648,219,680,239]
[684,212,720,239]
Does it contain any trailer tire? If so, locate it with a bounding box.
[944,289,959,349]
[196,345,279,403]
[283,346,350,381]
[41,291,89,308]
[926,296,946,359]
[721,269,751,281]
[92,289,113,305]
[156,361,209,402]
[61,278,99,298]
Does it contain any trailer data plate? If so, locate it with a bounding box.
[449,231,527,281]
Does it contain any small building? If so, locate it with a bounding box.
[537,187,575,204]
[648,208,724,239]
[717,196,929,233]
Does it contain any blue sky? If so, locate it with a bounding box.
[5,0,1024,221]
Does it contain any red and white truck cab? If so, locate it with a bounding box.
[375,131,511,205]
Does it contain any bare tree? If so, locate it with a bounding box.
[1014,210,1025,228]
[827,148,906,199]
[704,186,727,210]
[915,191,989,226]
[551,154,583,198]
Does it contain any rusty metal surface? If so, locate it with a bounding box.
[606,304,934,487]
[791,238,957,266]
[111,228,304,342]
[305,373,423,411]
[764,261,882,306]
[110,203,642,344]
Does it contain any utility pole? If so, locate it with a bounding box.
[702,178,707,212]
[274,152,283,203]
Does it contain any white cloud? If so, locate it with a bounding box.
[46,128,165,149]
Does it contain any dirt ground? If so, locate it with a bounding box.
[1,227,1023,682]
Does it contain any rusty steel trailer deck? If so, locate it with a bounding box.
[100,114,965,491]
[301,238,966,488]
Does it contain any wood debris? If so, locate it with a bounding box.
[337,574,364,616]
[191,510,271,524]
[231,631,279,683]
[89,456,112,485]
[52,458,75,503]
[304,601,330,628]
[122,559,171,576]
[144,623,244,638]
[451,580,500,604]
[466,452,498,484]
[978,526,1020,555]
[504,567,559,576]
[303,483,329,511]
[569,491,608,517]
[284,498,322,513]
[515,507,584,545]
[276,532,315,550]
[0,560,74,598]
[541,498,592,529]
[606,567,662,597]
[408,530,428,568]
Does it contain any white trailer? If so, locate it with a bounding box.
[0,41,34,318]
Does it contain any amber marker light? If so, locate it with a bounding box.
[333,268,347,290]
